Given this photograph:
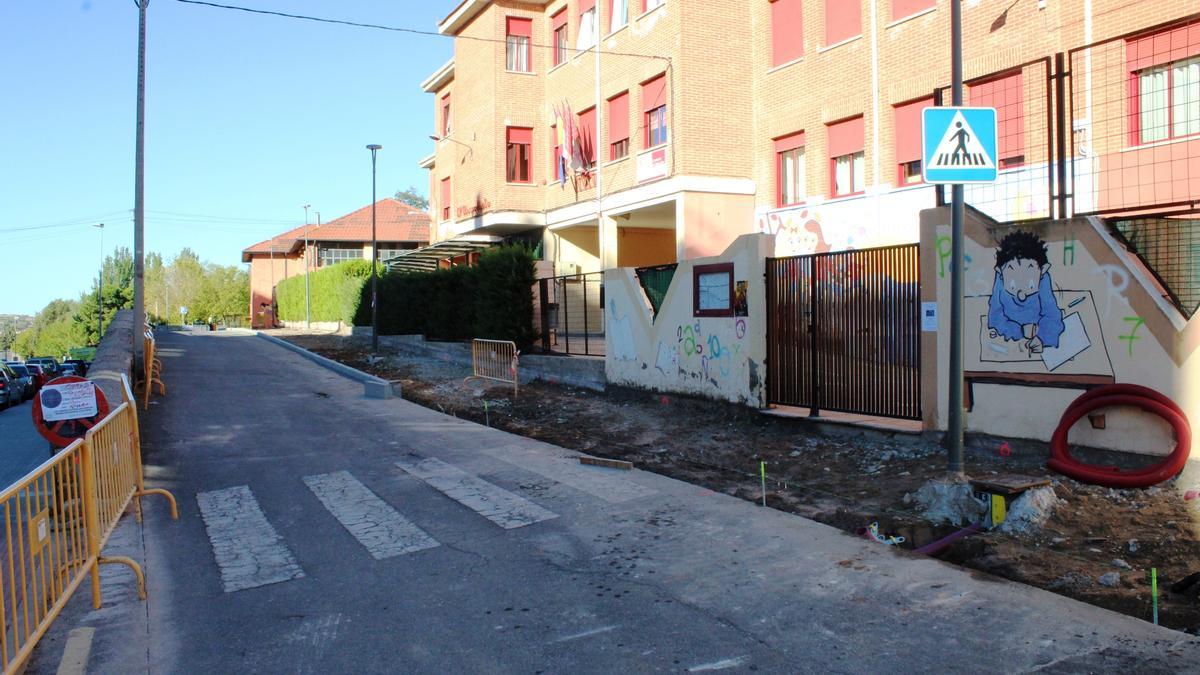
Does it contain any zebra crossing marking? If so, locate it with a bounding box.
[303,471,439,559]
[196,485,305,593]
[395,457,558,529]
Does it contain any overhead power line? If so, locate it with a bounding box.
[0,211,131,233]
[175,0,671,62]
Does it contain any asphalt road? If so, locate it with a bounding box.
[26,331,1200,673]
[0,393,54,489]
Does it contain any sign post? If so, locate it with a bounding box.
[921,0,1001,476]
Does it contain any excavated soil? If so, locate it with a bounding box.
[287,336,1200,633]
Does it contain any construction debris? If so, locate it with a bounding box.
[997,486,1061,534]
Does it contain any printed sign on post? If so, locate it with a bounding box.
[921,302,938,332]
[39,381,99,421]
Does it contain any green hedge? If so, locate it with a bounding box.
[359,246,536,349]
[276,259,373,324]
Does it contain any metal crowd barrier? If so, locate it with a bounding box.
[465,339,520,396]
[141,327,166,410]
[0,374,177,674]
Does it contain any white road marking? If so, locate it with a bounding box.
[196,485,305,592]
[483,445,656,503]
[687,656,749,672]
[549,624,620,644]
[55,627,95,675]
[395,457,558,529]
[303,471,439,559]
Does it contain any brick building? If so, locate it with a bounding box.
[242,199,430,328]
[420,0,1198,270]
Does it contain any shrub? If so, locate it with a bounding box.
[276,260,373,325]
[360,245,536,349]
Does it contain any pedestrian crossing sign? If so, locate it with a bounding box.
[921,107,998,184]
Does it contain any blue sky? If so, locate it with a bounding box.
[0,1,455,315]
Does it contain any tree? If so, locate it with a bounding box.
[192,264,249,324]
[394,186,428,210]
[0,323,16,351]
[74,246,135,344]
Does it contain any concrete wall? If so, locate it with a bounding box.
[381,335,606,392]
[605,233,772,406]
[88,309,135,406]
[920,207,1199,458]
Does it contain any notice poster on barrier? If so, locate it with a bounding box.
[40,381,99,421]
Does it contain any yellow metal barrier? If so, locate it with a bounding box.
[141,328,166,410]
[0,376,177,674]
[465,339,520,396]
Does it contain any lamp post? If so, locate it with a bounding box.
[93,222,105,341]
[366,144,382,353]
[302,203,312,329]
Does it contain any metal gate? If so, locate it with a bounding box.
[766,244,922,420]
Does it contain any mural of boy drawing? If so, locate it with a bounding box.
[987,231,1064,354]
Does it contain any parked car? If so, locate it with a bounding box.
[63,359,90,376]
[0,366,25,409]
[58,363,79,377]
[26,357,60,378]
[4,363,36,400]
[23,363,48,390]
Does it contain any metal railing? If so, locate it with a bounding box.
[141,327,165,410]
[536,272,605,356]
[0,374,177,674]
[464,339,519,396]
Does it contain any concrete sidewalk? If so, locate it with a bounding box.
[28,331,1200,673]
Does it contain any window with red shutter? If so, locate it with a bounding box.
[551,10,568,66]
[608,91,630,160]
[506,127,533,183]
[642,75,668,148]
[891,0,935,22]
[770,0,804,67]
[440,177,451,221]
[893,97,933,184]
[441,93,451,136]
[969,71,1024,167]
[774,132,806,206]
[577,107,597,167]
[1126,24,1200,145]
[824,0,860,46]
[506,17,532,72]
[827,116,864,197]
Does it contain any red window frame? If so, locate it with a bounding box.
[1126,23,1200,146]
[440,177,451,221]
[551,124,563,182]
[891,0,935,22]
[608,91,630,160]
[552,9,568,66]
[693,263,735,318]
[642,75,668,148]
[770,0,804,67]
[577,106,597,167]
[827,116,865,197]
[824,0,860,46]
[505,17,533,73]
[893,97,932,185]
[969,70,1025,167]
[506,127,533,184]
[774,131,806,207]
[441,93,451,136]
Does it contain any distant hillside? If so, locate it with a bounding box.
[0,314,33,332]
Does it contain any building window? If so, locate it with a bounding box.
[441,93,451,136]
[506,17,532,72]
[318,247,363,267]
[892,0,935,21]
[775,132,805,206]
[770,0,803,67]
[552,9,568,66]
[893,97,933,185]
[824,0,860,45]
[969,70,1025,167]
[506,127,533,183]
[1127,24,1200,145]
[693,263,734,318]
[440,177,451,221]
[644,0,665,12]
[609,0,628,32]
[577,107,597,168]
[551,124,564,182]
[608,91,630,160]
[642,75,668,148]
[828,116,865,197]
[578,0,597,50]
[375,244,409,262]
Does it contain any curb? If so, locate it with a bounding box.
[254,332,398,399]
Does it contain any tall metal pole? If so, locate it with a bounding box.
[303,203,311,330]
[367,145,382,353]
[133,0,148,349]
[94,223,105,341]
[947,0,966,476]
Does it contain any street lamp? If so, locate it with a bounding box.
[302,203,312,329]
[366,144,382,353]
[93,222,104,341]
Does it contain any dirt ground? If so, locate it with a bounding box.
[286,336,1200,634]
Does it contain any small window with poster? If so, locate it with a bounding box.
[693,263,734,317]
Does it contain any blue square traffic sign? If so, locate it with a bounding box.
[921,107,998,184]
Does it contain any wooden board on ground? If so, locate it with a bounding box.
[579,456,633,471]
[969,473,1051,496]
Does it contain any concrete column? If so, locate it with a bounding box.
[599,214,619,270]
[674,195,686,263]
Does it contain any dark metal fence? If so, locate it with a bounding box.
[767,244,922,420]
[1111,215,1200,319]
[536,272,605,356]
